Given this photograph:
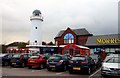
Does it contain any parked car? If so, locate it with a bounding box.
[0,53,14,66]
[27,55,48,69]
[101,54,120,77]
[47,54,70,72]
[10,53,31,67]
[68,55,96,74]
[90,54,102,68]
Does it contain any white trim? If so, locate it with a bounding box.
[76,45,90,49]
[26,45,58,48]
[59,45,90,49]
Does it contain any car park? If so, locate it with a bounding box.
[27,54,48,69]
[10,53,31,67]
[68,55,96,74]
[0,53,14,66]
[101,54,120,77]
[47,54,70,72]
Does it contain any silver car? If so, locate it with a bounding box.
[101,54,120,77]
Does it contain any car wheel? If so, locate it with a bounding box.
[69,69,73,74]
[2,62,5,66]
[28,66,32,69]
[87,68,91,75]
[94,65,97,71]
[39,64,44,69]
[10,65,14,67]
[21,63,25,68]
[4,62,9,66]
[43,63,46,68]
[47,68,51,71]
[63,65,67,71]
[101,73,106,77]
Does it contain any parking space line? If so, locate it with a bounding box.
[56,72,63,75]
[89,67,101,78]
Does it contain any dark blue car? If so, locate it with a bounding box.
[47,54,70,72]
[0,53,14,66]
[68,55,96,74]
[10,53,31,67]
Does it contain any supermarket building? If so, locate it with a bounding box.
[54,27,120,54]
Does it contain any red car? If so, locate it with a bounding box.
[27,55,48,69]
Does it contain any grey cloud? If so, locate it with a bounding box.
[1,0,119,44]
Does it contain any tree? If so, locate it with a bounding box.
[17,42,28,49]
[2,44,7,53]
[42,41,46,45]
[47,41,54,45]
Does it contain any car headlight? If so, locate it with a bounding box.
[102,66,111,71]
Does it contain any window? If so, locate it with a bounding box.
[35,40,37,43]
[35,27,37,29]
[13,54,21,58]
[30,56,40,59]
[42,56,47,59]
[23,54,28,58]
[71,57,85,61]
[64,33,74,44]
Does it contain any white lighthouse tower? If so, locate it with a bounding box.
[30,10,43,45]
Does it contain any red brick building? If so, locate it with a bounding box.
[54,27,93,46]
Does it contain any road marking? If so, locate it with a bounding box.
[89,67,101,78]
[56,72,63,75]
[32,70,34,72]
[12,68,21,69]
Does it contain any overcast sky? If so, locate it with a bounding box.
[1,0,119,44]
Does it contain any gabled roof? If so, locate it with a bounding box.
[55,28,92,38]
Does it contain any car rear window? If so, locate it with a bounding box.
[49,56,62,60]
[71,56,86,61]
[13,54,21,58]
[30,56,40,59]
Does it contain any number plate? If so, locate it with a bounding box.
[12,63,16,65]
[50,65,55,68]
[73,67,81,70]
[30,61,35,63]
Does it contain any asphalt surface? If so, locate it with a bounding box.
[1,66,103,78]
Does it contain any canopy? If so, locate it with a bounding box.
[63,44,89,50]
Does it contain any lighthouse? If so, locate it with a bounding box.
[30,10,43,45]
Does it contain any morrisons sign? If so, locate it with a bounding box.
[96,38,120,44]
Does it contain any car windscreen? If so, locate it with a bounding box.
[49,56,62,61]
[30,56,40,59]
[105,57,120,63]
[13,54,21,58]
[71,56,86,61]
